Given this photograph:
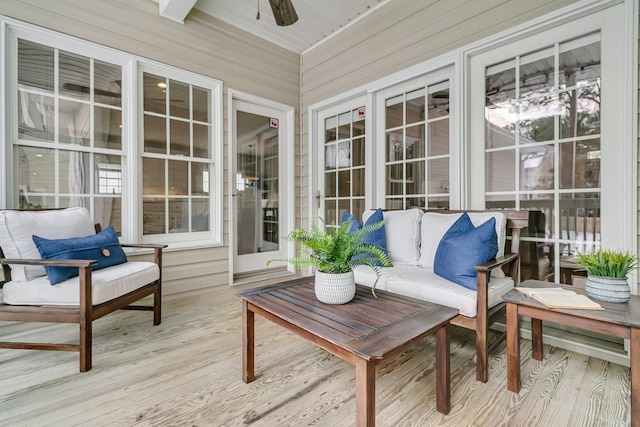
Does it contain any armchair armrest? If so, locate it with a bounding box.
[120,243,167,268]
[0,257,97,268]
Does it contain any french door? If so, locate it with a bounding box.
[232,98,289,276]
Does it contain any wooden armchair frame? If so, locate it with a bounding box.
[424,209,529,382]
[0,233,166,372]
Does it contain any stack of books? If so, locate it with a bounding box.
[516,287,603,310]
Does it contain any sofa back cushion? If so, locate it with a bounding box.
[0,207,96,281]
[363,209,423,265]
[419,211,507,269]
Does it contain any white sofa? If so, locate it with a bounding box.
[354,208,529,382]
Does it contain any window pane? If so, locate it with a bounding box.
[428,119,449,156]
[94,60,122,106]
[17,146,54,208]
[518,97,559,143]
[193,124,210,158]
[191,163,209,195]
[559,40,601,90]
[170,119,190,156]
[324,199,336,225]
[192,199,209,231]
[59,99,90,144]
[169,198,189,233]
[406,161,425,195]
[58,150,90,195]
[520,144,554,191]
[338,112,350,139]
[406,125,425,159]
[168,160,188,195]
[18,94,54,142]
[560,193,600,244]
[193,86,210,122]
[59,51,90,101]
[169,80,190,119]
[143,198,166,234]
[18,39,54,92]
[143,158,165,195]
[385,95,403,129]
[406,88,425,125]
[429,158,448,194]
[325,172,336,197]
[337,170,350,197]
[485,65,516,149]
[428,86,449,119]
[94,106,122,150]
[386,131,403,162]
[559,139,600,189]
[144,73,166,114]
[96,197,122,234]
[520,51,554,99]
[485,150,515,192]
[144,115,166,154]
[352,168,364,197]
[352,138,364,166]
[386,163,403,195]
[559,87,601,139]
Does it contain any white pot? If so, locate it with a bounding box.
[314,271,356,304]
[585,274,631,303]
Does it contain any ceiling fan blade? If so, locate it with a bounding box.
[268,0,298,26]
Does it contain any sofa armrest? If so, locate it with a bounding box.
[474,253,518,273]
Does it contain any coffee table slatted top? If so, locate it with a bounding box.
[239,277,459,361]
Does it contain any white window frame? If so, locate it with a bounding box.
[0,18,223,248]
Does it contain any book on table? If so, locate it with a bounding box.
[516,287,604,310]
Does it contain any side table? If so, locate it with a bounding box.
[503,279,639,427]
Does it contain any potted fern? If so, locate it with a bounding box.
[576,248,637,303]
[267,218,392,304]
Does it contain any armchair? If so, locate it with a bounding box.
[0,207,166,372]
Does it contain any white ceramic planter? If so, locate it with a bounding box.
[314,270,356,304]
[585,274,631,303]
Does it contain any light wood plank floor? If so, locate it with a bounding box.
[0,280,632,426]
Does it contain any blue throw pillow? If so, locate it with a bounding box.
[32,226,127,285]
[433,213,498,290]
[341,208,390,266]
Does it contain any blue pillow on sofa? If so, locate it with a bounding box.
[341,208,390,266]
[433,212,498,290]
[32,226,127,285]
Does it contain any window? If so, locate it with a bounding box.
[14,38,124,231]
[141,70,214,235]
[4,23,222,245]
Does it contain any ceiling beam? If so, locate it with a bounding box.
[159,0,197,24]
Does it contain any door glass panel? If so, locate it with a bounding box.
[236,111,279,255]
[322,106,367,226]
[484,35,602,284]
[384,80,450,209]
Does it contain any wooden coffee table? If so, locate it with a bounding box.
[503,280,639,427]
[238,277,459,427]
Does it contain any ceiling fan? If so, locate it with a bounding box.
[264,0,298,26]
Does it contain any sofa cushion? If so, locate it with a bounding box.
[2,261,159,306]
[383,265,513,317]
[353,264,390,291]
[363,209,422,265]
[342,209,389,266]
[433,213,498,290]
[32,226,127,285]
[0,207,96,282]
[419,211,507,275]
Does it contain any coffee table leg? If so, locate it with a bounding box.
[506,302,520,393]
[242,300,255,383]
[436,323,451,414]
[531,318,543,361]
[355,357,375,427]
[631,328,639,427]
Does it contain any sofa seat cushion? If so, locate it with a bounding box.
[363,209,422,265]
[353,265,390,291]
[2,261,159,306]
[357,264,513,317]
[0,207,96,282]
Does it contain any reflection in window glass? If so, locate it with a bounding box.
[484,34,602,283]
[384,80,450,209]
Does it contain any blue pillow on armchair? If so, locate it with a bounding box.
[32,226,128,285]
[341,208,390,266]
[433,213,498,290]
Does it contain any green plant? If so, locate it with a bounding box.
[267,218,392,295]
[576,248,638,278]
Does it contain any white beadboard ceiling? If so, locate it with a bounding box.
[190,0,390,54]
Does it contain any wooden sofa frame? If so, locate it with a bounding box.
[423,209,529,382]
[0,222,166,372]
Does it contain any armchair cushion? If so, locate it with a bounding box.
[0,207,96,281]
[32,226,127,285]
[434,213,498,290]
[2,261,159,306]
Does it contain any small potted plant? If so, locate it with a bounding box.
[576,248,637,303]
[267,218,392,304]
